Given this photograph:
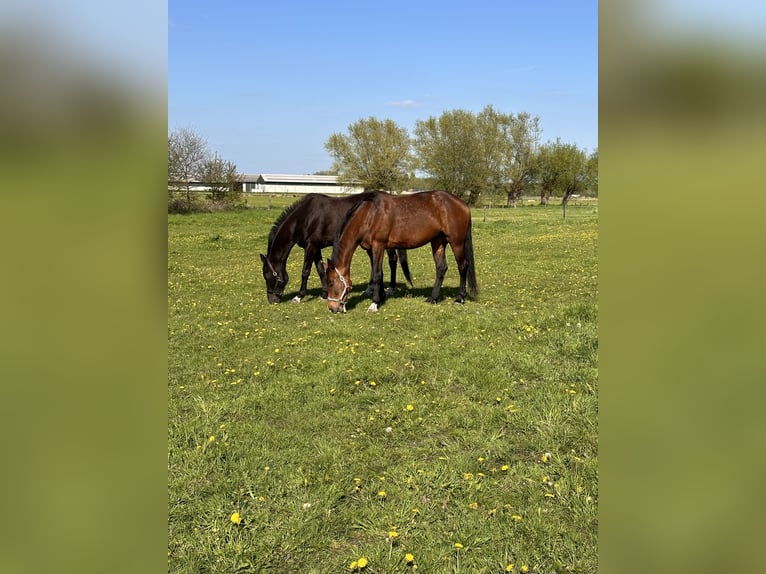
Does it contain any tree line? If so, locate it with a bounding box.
[169,104,597,211]
[325,105,597,208]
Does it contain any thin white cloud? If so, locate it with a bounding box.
[508,65,538,73]
[385,99,421,108]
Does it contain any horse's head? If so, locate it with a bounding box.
[260,254,288,303]
[324,259,351,313]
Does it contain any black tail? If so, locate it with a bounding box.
[464,218,478,298]
[397,249,413,285]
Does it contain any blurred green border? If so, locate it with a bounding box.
[600,3,766,574]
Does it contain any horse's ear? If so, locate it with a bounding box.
[259,254,267,264]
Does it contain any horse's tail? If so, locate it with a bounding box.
[464,216,479,298]
[397,249,413,286]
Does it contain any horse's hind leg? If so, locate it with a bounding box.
[450,242,468,304]
[427,239,448,303]
[385,248,398,297]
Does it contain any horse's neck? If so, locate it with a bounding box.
[268,219,297,263]
[334,230,360,272]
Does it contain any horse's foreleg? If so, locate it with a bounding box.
[386,248,398,297]
[294,246,316,302]
[427,240,448,303]
[363,249,375,296]
[368,247,386,312]
[313,248,328,300]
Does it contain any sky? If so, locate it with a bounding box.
[169,0,598,175]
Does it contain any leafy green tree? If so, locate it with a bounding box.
[413,109,488,204]
[498,110,541,207]
[199,153,241,203]
[586,147,598,197]
[537,140,591,218]
[324,117,413,191]
[534,139,564,206]
[413,106,541,206]
[533,139,596,216]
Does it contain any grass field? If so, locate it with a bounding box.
[168,195,598,573]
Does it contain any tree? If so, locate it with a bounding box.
[532,140,595,217]
[413,106,541,206]
[168,127,208,208]
[199,153,240,201]
[413,109,488,204]
[494,110,541,207]
[324,117,413,191]
[586,148,598,197]
[533,139,565,206]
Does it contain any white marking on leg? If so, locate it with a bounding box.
[367,302,378,313]
[291,296,302,303]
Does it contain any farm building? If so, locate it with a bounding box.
[239,173,364,195]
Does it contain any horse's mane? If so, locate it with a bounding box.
[331,192,379,260]
[266,196,308,252]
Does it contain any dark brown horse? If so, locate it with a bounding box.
[325,190,478,313]
[260,193,412,303]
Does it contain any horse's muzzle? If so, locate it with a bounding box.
[327,301,346,313]
[267,292,282,304]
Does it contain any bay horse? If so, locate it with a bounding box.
[260,193,412,303]
[325,190,478,313]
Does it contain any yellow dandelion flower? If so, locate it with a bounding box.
[388,530,398,539]
[512,514,522,521]
[501,464,509,471]
[468,502,479,510]
[454,542,463,549]
[377,490,387,498]
[208,435,216,443]
[541,452,551,463]
[349,560,357,570]
[357,557,368,568]
[521,565,529,573]
[229,512,242,524]
[405,553,415,563]
[506,564,515,572]
[406,404,414,411]
[369,381,376,387]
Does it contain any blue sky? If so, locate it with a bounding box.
[169,0,597,175]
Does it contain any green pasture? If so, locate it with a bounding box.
[168,195,598,573]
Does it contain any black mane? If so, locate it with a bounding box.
[266,197,307,252]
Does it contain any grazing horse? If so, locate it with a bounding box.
[325,190,478,313]
[260,193,412,303]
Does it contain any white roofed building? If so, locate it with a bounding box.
[239,174,364,195]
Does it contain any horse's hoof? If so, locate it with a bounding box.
[291,296,302,303]
[453,297,465,304]
[385,288,395,297]
[426,297,438,304]
[367,302,379,313]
